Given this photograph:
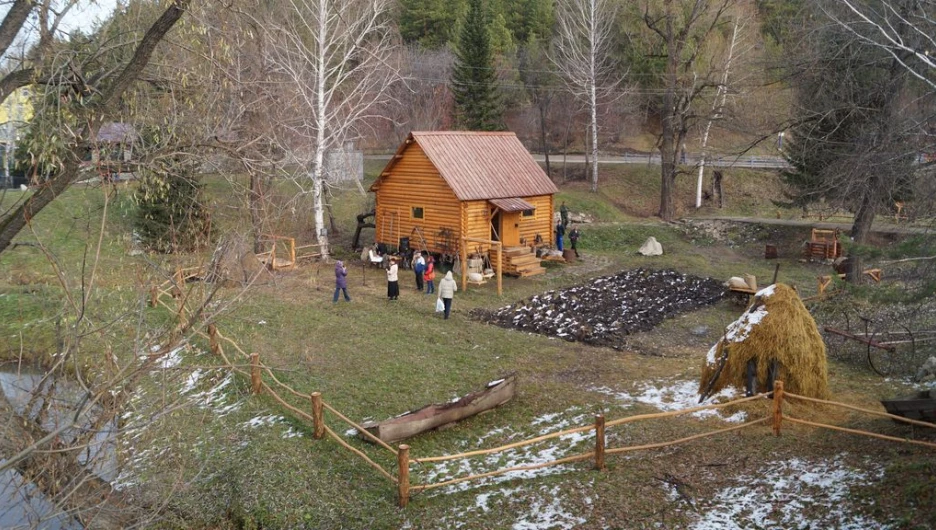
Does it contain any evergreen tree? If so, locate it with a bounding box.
[134,158,212,253]
[451,0,503,131]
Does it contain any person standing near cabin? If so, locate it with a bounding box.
[555,221,565,252]
[387,256,400,300]
[438,270,457,319]
[560,201,569,228]
[569,226,580,257]
[424,255,436,295]
[413,251,426,291]
[333,260,351,303]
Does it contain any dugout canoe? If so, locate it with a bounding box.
[359,374,517,444]
[880,389,936,424]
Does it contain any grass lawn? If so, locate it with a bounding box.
[1,164,933,529]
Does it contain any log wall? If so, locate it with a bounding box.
[374,143,461,253]
[518,194,554,247]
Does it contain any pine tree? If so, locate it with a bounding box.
[134,158,212,253]
[451,0,503,131]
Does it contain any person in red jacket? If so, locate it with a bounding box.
[424,255,436,295]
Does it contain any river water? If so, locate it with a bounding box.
[0,367,118,530]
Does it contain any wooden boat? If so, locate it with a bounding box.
[880,390,936,424]
[360,375,517,443]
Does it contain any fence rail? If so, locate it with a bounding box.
[150,286,936,509]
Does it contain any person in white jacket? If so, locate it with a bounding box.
[438,270,458,319]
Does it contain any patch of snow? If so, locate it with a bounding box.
[258,320,267,325]
[724,305,768,344]
[691,454,887,530]
[241,415,283,429]
[755,284,776,298]
[592,380,745,421]
[421,408,591,494]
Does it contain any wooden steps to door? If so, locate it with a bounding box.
[491,245,546,277]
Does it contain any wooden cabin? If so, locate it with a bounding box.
[370,131,558,276]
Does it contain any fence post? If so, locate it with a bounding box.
[172,268,183,298]
[397,444,410,508]
[594,414,606,471]
[250,353,262,395]
[150,286,158,307]
[208,324,219,355]
[772,380,784,436]
[310,392,324,439]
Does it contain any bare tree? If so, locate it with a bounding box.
[388,45,454,143]
[643,0,734,221]
[551,0,619,193]
[825,0,936,91]
[265,0,399,261]
[695,17,745,208]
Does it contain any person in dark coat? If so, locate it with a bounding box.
[555,221,565,252]
[560,201,569,228]
[568,226,580,257]
[333,260,351,302]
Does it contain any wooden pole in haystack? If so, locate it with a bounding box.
[594,414,606,471]
[208,324,219,355]
[250,353,261,395]
[311,392,324,439]
[772,380,784,436]
[398,444,411,508]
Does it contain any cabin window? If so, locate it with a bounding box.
[411,206,424,219]
[522,208,535,218]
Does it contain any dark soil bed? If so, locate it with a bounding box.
[471,268,725,349]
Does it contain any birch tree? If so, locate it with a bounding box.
[643,0,734,221]
[551,0,619,193]
[267,0,399,260]
[695,17,745,208]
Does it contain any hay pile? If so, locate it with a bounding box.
[699,283,829,401]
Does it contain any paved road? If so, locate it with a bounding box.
[366,152,790,169]
[692,216,932,236]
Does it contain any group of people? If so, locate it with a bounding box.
[555,201,580,257]
[333,250,458,319]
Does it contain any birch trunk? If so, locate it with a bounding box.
[312,0,330,260]
[696,18,740,208]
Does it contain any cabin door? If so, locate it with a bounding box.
[499,211,521,247]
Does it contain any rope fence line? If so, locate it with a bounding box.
[783,391,936,429]
[605,417,770,456]
[150,286,936,509]
[783,417,936,450]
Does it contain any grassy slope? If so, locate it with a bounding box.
[0,165,932,529]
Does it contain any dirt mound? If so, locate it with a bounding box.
[472,269,725,349]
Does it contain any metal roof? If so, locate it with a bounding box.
[489,197,535,212]
[384,131,558,201]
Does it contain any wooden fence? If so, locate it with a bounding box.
[150,285,936,509]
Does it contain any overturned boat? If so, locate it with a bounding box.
[360,375,517,443]
[881,389,936,424]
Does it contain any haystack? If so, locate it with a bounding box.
[205,234,267,287]
[699,283,828,401]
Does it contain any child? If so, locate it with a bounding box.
[424,255,436,295]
